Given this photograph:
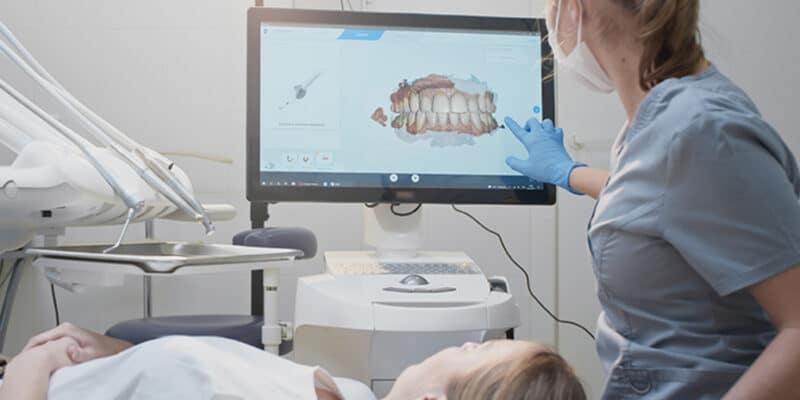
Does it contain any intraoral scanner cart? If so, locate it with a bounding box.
[293,206,520,397]
[294,251,519,397]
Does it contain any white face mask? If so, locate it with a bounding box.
[547,0,616,93]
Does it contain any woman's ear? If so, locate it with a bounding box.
[566,0,583,25]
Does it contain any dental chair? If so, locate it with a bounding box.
[105,227,317,353]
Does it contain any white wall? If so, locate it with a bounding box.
[0,1,797,399]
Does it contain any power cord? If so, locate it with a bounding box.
[0,257,57,324]
[451,204,596,341]
[0,258,5,289]
[0,259,12,289]
[51,284,61,326]
[363,203,423,217]
[390,203,422,217]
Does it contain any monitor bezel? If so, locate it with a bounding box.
[246,7,556,205]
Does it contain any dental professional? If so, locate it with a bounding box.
[504,0,800,399]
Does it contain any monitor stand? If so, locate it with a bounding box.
[363,204,423,259]
[324,204,475,272]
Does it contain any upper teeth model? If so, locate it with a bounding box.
[386,74,499,136]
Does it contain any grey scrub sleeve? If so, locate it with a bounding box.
[589,65,800,400]
[663,111,800,296]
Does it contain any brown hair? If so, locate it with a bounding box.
[611,0,705,90]
[446,349,586,400]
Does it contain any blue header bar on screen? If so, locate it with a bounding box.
[338,29,384,41]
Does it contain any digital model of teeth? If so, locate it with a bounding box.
[371,107,388,127]
[377,74,500,136]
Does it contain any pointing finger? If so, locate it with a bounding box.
[504,117,529,145]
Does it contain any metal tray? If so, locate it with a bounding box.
[26,242,303,274]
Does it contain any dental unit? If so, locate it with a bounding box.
[0,20,305,356]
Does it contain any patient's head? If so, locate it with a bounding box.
[384,340,585,400]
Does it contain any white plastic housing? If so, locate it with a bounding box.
[362,204,422,259]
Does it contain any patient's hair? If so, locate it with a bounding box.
[445,348,586,400]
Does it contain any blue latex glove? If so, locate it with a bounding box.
[505,113,587,195]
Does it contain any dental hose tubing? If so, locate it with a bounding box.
[0,21,213,231]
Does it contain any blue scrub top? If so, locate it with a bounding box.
[589,65,800,399]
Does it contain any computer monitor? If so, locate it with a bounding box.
[246,8,555,206]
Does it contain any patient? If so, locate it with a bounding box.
[0,323,585,400]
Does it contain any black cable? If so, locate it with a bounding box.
[390,203,422,217]
[0,260,12,289]
[0,251,27,290]
[364,203,380,208]
[50,284,61,326]
[451,204,596,341]
[340,0,345,10]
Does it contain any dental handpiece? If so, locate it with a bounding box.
[134,148,215,234]
[59,90,211,232]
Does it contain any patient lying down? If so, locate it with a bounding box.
[0,323,586,400]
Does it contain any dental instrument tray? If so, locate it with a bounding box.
[26,242,303,274]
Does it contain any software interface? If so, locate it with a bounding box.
[259,23,544,190]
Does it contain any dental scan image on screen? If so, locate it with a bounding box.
[259,24,544,190]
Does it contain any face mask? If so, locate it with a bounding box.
[547,0,615,93]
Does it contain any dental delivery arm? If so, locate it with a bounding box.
[0,23,214,233]
[0,23,212,232]
[0,20,216,251]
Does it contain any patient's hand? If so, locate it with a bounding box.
[28,336,81,374]
[23,323,132,364]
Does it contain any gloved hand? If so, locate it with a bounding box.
[505,112,587,195]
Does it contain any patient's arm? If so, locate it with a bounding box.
[0,337,79,400]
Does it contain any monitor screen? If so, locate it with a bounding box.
[247,9,555,205]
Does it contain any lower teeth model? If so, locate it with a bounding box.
[374,74,500,136]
